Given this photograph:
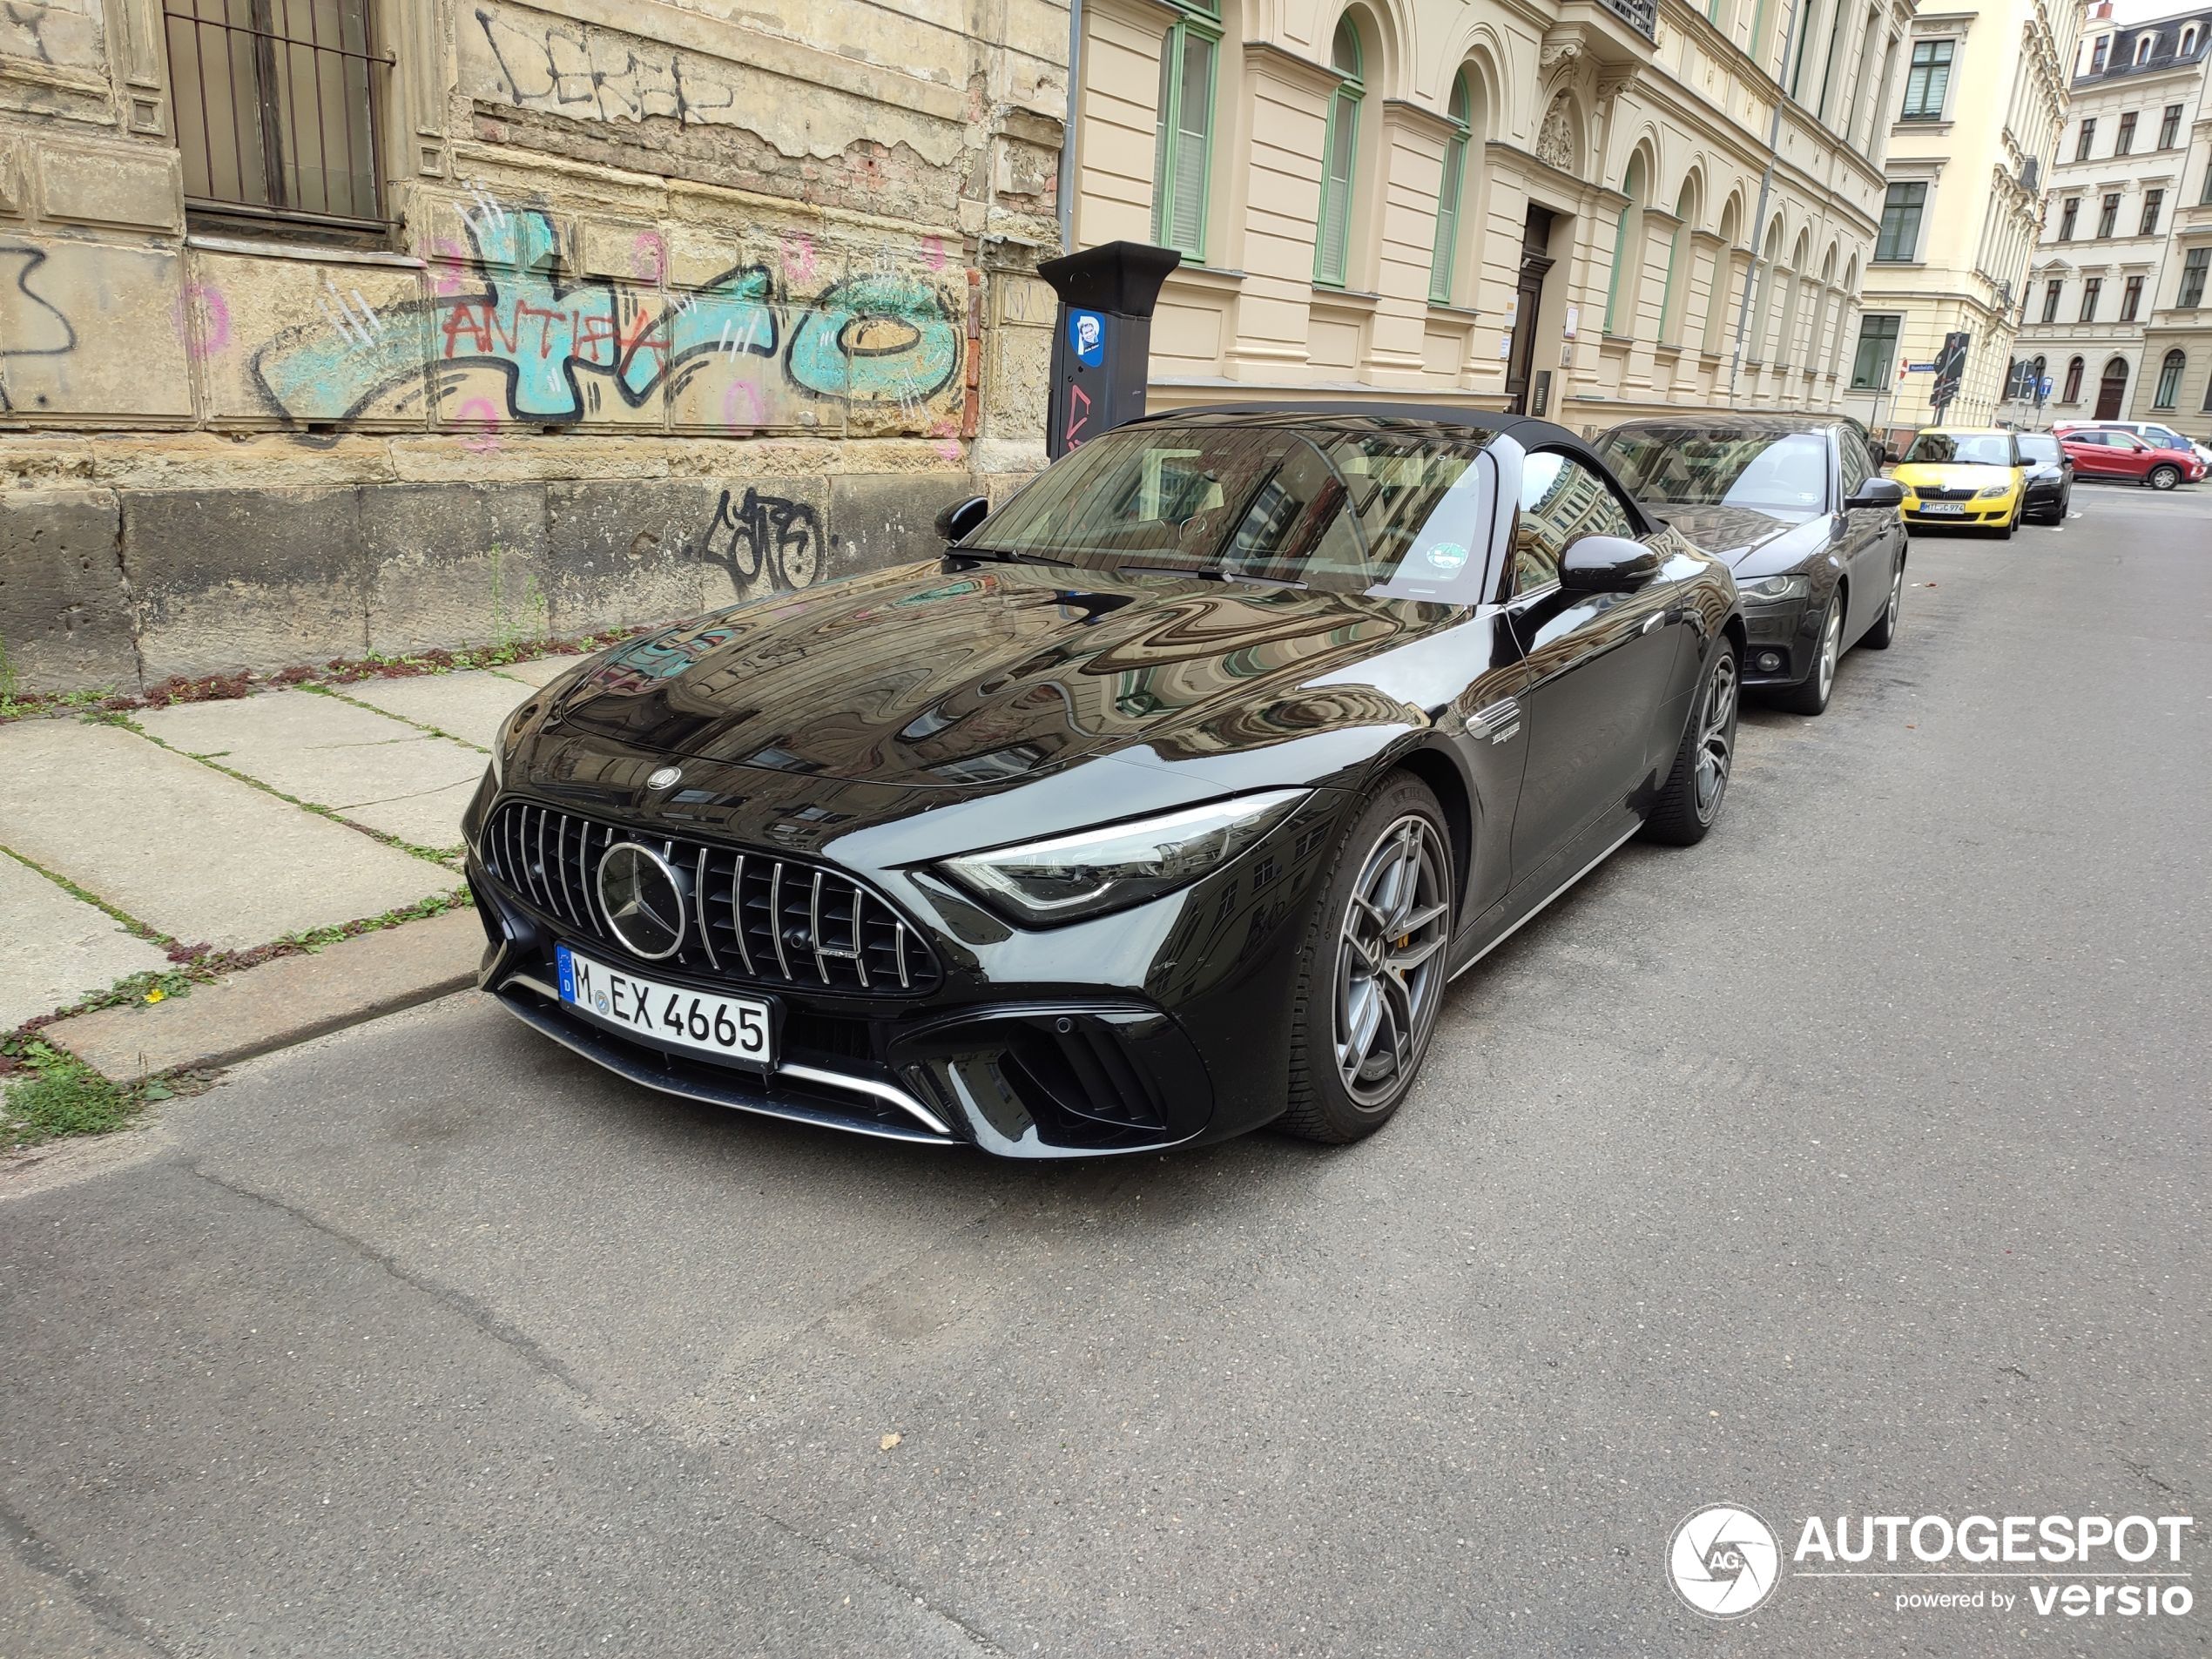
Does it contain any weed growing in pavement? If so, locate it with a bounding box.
[1,888,473,1067]
[0,1039,209,1150]
[0,622,654,725]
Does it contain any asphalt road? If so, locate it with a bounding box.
[4,483,2208,1658]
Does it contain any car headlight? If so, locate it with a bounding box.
[1737,573,1811,603]
[1974,483,2012,499]
[941,789,1312,925]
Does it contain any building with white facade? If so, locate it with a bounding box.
[2015,1,2212,425]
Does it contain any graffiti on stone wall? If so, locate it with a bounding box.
[0,246,80,411]
[700,487,824,591]
[248,205,964,430]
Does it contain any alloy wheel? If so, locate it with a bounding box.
[1693,652,1738,824]
[1885,566,1903,634]
[1816,602,1843,703]
[1332,815,1450,1109]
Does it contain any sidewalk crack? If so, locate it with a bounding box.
[183,1163,589,1399]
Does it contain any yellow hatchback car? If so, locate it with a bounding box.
[1892,428,2027,537]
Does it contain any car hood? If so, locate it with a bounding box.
[1645,502,1812,568]
[1894,462,2013,491]
[553,559,1456,792]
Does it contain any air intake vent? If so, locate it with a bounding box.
[483,801,938,994]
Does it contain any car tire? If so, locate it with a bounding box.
[2149,463,2182,491]
[1771,593,1841,714]
[1278,774,1453,1144]
[1993,503,2016,539]
[1642,638,1740,847]
[1862,558,1904,651]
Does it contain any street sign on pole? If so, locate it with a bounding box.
[1931,330,1971,418]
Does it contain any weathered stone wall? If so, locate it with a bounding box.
[0,0,1066,694]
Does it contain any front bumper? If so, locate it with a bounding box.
[463,775,1345,1158]
[1902,494,2015,529]
[1737,596,1817,687]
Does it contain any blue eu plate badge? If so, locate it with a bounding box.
[1069,308,1106,368]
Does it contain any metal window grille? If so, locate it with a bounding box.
[164,0,389,229]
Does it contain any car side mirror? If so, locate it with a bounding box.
[934,495,991,544]
[1845,477,1905,509]
[1560,535,1659,593]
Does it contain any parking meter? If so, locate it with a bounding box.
[1037,241,1183,459]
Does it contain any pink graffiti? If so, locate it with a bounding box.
[455,395,503,453]
[721,379,765,435]
[780,233,818,286]
[428,237,470,298]
[176,282,231,360]
[630,233,666,285]
[921,234,947,272]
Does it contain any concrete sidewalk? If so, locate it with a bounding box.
[0,654,577,1074]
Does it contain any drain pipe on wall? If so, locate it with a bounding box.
[1728,0,1804,408]
[1057,0,1082,253]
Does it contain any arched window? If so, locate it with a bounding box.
[1313,17,1365,287]
[2184,25,2201,55]
[1705,197,1743,355]
[1748,216,1784,364]
[1150,4,1221,260]
[2062,354,2085,402]
[2155,347,2186,407]
[2032,354,2047,401]
[1606,152,1649,337]
[1659,181,1696,345]
[2134,34,2155,65]
[1429,71,1472,304]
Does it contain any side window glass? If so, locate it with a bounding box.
[1513,451,1636,596]
[1838,435,1870,498]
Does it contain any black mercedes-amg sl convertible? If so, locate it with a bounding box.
[465,408,1745,1157]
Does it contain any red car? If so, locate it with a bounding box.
[2053,425,2204,489]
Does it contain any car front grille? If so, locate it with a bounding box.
[482,801,938,995]
[1912,485,1981,502]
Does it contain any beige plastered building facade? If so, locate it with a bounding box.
[1841,0,2083,436]
[0,0,1066,694]
[1071,0,1913,432]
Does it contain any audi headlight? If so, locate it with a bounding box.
[1737,573,1811,604]
[1974,483,2012,499]
[941,789,1312,926]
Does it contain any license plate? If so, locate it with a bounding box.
[556,944,773,1068]
[1918,502,1966,516]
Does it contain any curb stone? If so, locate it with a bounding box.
[44,909,489,1081]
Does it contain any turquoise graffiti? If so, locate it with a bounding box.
[250,207,962,426]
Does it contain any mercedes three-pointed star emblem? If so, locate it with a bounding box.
[595,841,686,961]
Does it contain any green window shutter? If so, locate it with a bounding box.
[1167,28,1216,258]
[1429,132,1465,304]
[1315,90,1359,287]
[1151,31,1177,247]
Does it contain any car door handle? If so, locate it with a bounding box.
[1642,610,1664,634]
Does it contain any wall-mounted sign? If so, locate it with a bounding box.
[1563,304,1580,341]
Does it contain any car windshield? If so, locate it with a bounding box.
[1905,433,2013,466]
[1594,428,1829,514]
[965,420,1500,599]
[2017,435,2060,464]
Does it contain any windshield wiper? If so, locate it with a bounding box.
[950,545,1077,569]
[1116,564,1307,590]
